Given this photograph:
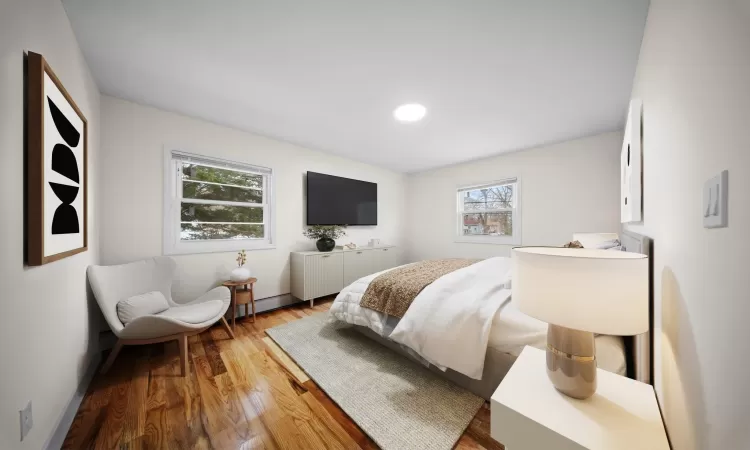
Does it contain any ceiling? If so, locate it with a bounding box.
[62,0,649,173]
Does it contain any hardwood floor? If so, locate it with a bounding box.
[63,299,503,449]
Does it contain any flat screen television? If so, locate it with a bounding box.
[306,172,377,225]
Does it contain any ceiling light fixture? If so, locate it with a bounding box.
[393,103,426,123]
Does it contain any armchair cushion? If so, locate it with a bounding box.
[117,291,169,324]
[158,300,225,324]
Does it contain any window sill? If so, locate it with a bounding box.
[164,240,276,256]
[455,237,521,246]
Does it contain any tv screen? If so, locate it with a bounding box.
[307,172,377,225]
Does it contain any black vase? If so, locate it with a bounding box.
[316,237,335,252]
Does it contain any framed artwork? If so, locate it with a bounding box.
[27,52,88,265]
[621,99,642,223]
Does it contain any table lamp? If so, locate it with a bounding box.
[511,247,648,399]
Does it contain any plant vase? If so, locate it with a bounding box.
[230,266,251,282]
[316,237,336,252]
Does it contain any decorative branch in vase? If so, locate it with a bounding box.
[230,249,251,281]
[303,225,347,252]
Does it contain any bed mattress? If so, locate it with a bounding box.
[487,299,627,375]
[354,324,626,400]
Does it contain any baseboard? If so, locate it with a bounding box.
[231,293,304,317]
[43,352,102,450]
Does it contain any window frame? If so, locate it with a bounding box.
[163,148,276,255]
[455,177,522,245]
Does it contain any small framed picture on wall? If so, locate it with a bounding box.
[26,52,88,265]
[621,99,642,224]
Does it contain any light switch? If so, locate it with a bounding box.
[703,170,728,228]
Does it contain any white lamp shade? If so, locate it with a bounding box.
[511,247,649,335]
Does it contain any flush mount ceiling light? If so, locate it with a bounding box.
[393,103,426,123]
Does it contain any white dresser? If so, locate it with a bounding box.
[290,246,399,306]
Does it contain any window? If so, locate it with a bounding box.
[456,178,521,245]
[163,150,274,255]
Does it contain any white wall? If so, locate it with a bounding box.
[0,0,100,448]
[405,132,622,261]
[625,1,750,449]
[99,96,406,303]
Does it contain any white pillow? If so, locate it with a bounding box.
[573,233,619,249]
[594,239,622,250]
[117,291,169,324]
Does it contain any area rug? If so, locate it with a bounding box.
[266,313,484,450]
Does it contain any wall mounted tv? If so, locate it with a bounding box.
[306,172,377,226]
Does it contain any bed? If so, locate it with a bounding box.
[328,231,653,400]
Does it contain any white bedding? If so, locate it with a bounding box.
[328,268,396,336]
[328,257,627,379]
[388,257,514,379]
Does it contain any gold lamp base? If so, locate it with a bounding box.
[546,324,597,399]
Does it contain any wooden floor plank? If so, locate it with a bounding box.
[261,336,311,384]
[200,328,228,376]
[156,353,209,449]
[237,351,312,449]
[93,368,132,450]
[120,353,151,442]
[302,381,378,450]
[62,299,501,450]
[193,354,250,449]
[61,372,114,450]
[221,348,279,449]
[143,406,167,450]
[301,391,361,450]
[463,403,504,450]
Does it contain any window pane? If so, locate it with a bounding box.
[181,204,263,223]
[181,223,264,240]
[462,184,514,210]
[462,212,513,236]
[183,181,262,203]
[182,163,262,190]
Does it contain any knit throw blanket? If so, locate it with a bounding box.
[359,259,481,318]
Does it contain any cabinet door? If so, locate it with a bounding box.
[373,248,398,272]
[306,252,344,298]
[343,250,373,286]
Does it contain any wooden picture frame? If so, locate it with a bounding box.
[621,99,643,223]
[27,52,88,265]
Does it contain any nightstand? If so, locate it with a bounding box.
[491,346,670,450]
[222,278,257,327]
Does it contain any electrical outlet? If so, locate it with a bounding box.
[20,401,33,441]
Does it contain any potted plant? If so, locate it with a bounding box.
[230,249,251,281]
[303,225,347,252]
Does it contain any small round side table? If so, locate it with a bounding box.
[222,278,257,327]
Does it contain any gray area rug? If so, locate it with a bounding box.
[266,313,484,450]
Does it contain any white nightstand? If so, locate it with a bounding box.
[491,346,670,450]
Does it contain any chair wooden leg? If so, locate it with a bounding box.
[100,339,124,374]
[220,316,236,339]
[179,334,188,377]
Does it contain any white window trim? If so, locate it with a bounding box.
[455,177,522,246]
[163,148,276,255]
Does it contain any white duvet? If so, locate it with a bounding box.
[329,257,550,379]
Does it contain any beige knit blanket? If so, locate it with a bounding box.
[359,259,480,318]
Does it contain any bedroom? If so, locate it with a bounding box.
[0,1,747,449]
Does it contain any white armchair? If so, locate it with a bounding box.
[88,256,234,376]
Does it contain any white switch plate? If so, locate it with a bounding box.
[20,401,33,441]
[703,170,728,228]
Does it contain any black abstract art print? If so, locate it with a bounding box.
[27,52,88,265]
[49,97,81,234]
